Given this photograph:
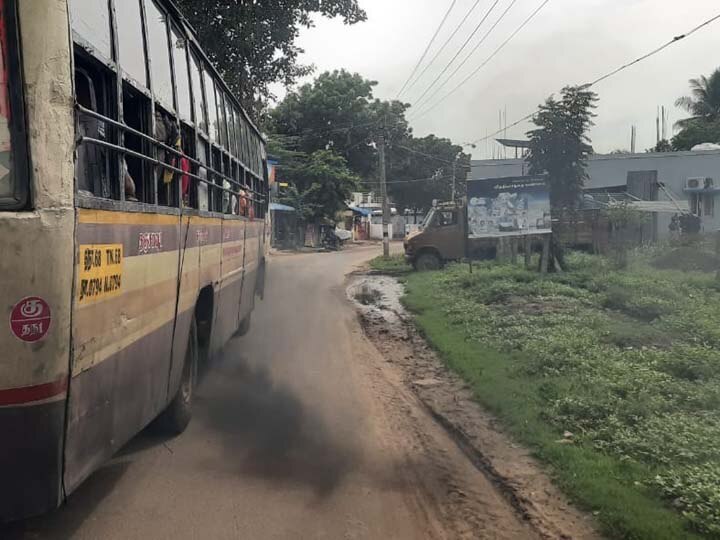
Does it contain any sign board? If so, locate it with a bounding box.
[77,244,123,304]
[467,175,551,239]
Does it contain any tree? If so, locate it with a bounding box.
[174,0,366,113]
[672,68,720,150]
[671,120,720,151]
[386,136,469,212]
[268,71,468,211]
[675,68,720,128]
[526,85,598,209]
[649,139,673,153]
[268,70,411,179]
[277,149,360,221]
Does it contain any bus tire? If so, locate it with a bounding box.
[158,315,198,434]
[414,251,441,271]
[235,313,252,337]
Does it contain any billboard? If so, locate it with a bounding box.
[467,175,551,239]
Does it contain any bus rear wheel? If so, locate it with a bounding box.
[157,315,198,434]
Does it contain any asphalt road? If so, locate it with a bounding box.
[6,245,536,540]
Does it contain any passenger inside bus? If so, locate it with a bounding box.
[74,65,111,199]
[122,85,149,202]
[155,108,179,207]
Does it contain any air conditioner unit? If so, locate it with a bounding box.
[686,177,709,190]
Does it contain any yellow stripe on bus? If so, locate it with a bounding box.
[78,208,259,227]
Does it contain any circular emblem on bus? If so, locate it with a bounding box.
[10,297,51,343]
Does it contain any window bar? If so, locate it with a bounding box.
[109,0,125,202]
[137,0,159,206]
[75,104,266,199]
[78,137,267,204]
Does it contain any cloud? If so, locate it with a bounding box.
[280,0,720,156]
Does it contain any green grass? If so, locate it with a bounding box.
[369,254,413,275]
[402,251,720,539]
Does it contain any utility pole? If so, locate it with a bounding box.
[451,157,457,202]
[451,151,462,202]
[378,131,390,258]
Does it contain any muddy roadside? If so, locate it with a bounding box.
[347,273,601,540]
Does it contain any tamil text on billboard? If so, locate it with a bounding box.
[467,175,551,239]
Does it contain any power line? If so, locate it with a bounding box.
[412,0,519,114]
[411,0,503,109]
[396,0,459,99]
[588,12,720,86]
[413,0,552,120]
[464,10,720,147]
[394,144,457,165]
[370,174,454,185]
[403,0,484,97]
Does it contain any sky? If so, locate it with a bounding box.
[274,0,720,159]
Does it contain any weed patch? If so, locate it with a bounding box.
[403,251,720,538]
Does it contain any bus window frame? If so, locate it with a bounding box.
[69,0,268,218]
[0,0,30,210]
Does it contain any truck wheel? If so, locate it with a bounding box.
[415,252,441,271]
[157,316,197,434]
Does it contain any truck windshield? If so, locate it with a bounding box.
[0,0,26,208]
[421,209,435,229]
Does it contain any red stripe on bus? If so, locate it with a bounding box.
[0,377,68,406]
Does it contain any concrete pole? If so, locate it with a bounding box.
[379,133,390,258]
[451,158,457,202]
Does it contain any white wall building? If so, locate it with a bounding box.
[471,150,720,240]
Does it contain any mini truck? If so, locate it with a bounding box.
[404,175,553,270]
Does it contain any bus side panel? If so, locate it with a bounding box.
[64,210,179,494]
[167,217,202,399]
[214,217,245,346]
[0,0,75,522]
[197,217,222,357]
[238,220,262,322]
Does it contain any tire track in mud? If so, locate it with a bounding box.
[347,274,601,540]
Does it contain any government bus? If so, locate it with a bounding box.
[0,0,269,521]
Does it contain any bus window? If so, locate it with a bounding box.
[144,0,174,110]
[240,119,250,166]
[116,0,148,88]
[233,107,242,158]
[0,0,27,208]
[122,83,150,202]
[68,0,112,59]
[189,54,206,132]
[204,70,218,143]
[74,55,114,199]
[155,106,179,207]
[196,139,209,211]
[225,98,236,158]
[171,28,192,122]
[180,123,194,207]
[217,91,228,149]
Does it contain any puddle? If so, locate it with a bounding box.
[347,276,408,338]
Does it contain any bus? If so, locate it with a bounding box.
[0,0,269,522]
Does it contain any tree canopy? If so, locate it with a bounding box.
[268,70,468,212]
[672,68,720,150]
[174,0,366,113]
[675,68,720,127]
[275,148,360,221]
[526,86,598,208]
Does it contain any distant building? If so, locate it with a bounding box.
[471,149,720,240]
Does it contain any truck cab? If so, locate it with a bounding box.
[404,203,466,270]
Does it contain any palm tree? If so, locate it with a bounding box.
[675,68,720,128]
